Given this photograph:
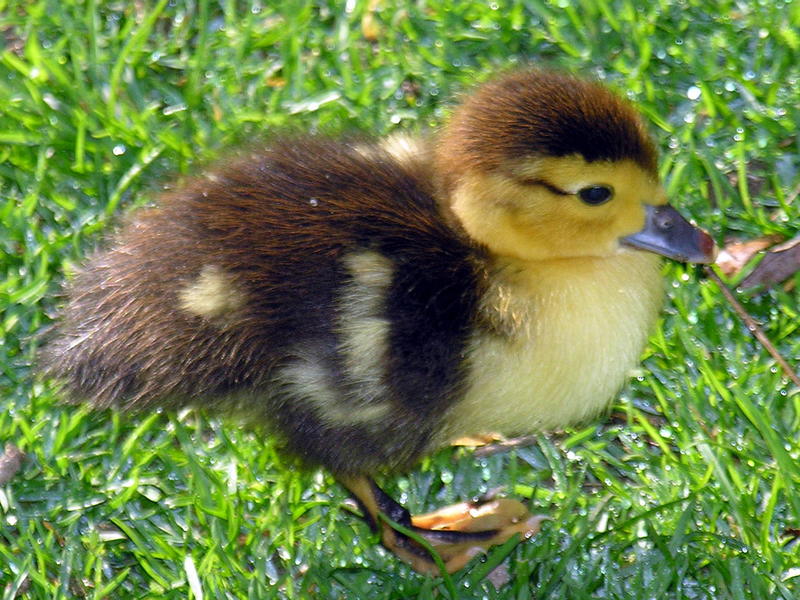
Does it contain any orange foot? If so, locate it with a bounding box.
[340,475,544,575]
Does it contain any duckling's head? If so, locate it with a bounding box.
[437,70,715,264]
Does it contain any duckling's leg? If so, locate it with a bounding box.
[339,475,543,574]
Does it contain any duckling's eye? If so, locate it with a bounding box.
[578,185,613,206]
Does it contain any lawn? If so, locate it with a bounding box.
[1,0,799,598]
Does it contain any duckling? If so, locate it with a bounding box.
[44,69,716,575]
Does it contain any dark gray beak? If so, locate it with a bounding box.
[621,204,716,264]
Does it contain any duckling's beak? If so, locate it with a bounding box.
[621,204,717,264]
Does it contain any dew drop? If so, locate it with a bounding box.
[43,93,61,110]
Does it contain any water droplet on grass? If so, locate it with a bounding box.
[163,103,187,116]
[43,93,61,110]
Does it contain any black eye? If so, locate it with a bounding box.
[578,185,613,205]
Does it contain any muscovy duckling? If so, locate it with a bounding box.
[44,69,716,574]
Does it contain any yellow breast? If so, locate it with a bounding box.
[444,250,664,440]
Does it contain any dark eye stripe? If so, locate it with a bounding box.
[514,176,614,206]
[516,177,570,196]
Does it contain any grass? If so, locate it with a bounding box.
[1,0,799,598]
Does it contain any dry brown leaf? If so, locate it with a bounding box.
[450,433,505,447]
[487,562,512,589]
[715,234,785,277]
[265,77,286,88]
[0,443,25,485]
[361,0,382,41]
[741,235,800,288]
[474,434,541,457]
[43,521,66,546]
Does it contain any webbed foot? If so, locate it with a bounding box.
[339,475,544,574]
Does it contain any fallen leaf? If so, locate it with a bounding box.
[784,528,800,539]
[0,443,25,485]
[450,433,505,447]
[43,521,66,546]
[741,235,800,288]
[361,0,382,41]
[487,562,512,589]
[474,434,541,457]
[715,234,785,277]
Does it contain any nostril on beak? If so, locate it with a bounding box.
[654,207,674,231]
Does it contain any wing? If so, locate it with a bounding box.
[44,137,485,472]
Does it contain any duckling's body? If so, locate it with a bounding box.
[54,137,481,474]
[449,250,663,438]
[45,69,714,573]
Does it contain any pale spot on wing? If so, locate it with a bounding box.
[338,251,394,392]
[354,134,428,170]
[378,134,428,167]
[179,265,246,320]
[279,356,392,426]
[276,251,396,427]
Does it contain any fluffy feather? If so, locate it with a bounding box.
[44,70,700,479]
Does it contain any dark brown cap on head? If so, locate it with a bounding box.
[436,70,659,189]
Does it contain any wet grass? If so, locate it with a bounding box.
[1,0,799,598]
